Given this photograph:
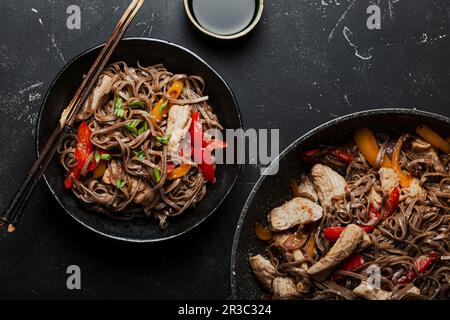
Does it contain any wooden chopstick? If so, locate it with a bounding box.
[1,0,144,232]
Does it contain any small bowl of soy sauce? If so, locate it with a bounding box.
[184,0,264,40]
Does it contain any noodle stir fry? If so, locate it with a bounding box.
[250,126,450,300]
[58,62,225,228]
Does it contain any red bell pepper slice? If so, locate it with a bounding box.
[398,252,440,284]
[329,149,354,163]
[205,139,228,153]
[190,111,204,163]
[64,121,93,189]
[324,187,401,241]
[199,149,216,183]
[323,225,374,241]
[332,253,365,281]
[302,148,354,166]
[383,187,400,219]
[188,112,226,184]
[301,149,324,165]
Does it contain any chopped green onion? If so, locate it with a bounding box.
[95,151,101,163]
[95,151,111,162]
[156,134,171,145]
[137,121,149,135]
[115,178,126,189]
[159,100,169,112]
[114,96,125,118]
[125,119,141,134]
[153,167,161,183]
[137,150,145,162]
[130,100,145,108]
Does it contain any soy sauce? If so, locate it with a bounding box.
[192,0,256,36]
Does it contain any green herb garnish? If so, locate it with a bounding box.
[130,100,145,109]
[114,96,124,118]
[125,119,141,134]
[101,153,112,160]
[137,121,149,135]
[137,150,145,162]
[156,134,171,145]
[153,167,161,183]
[95,151,101,163]
[95,151,112,162]
[115,178,126,189]
[159,100,169,112]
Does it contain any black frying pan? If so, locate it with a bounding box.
[230,108,450,299]
[36,38,242,242]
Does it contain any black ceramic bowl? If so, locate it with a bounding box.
[37,38,242,242]
[231,108,450,299]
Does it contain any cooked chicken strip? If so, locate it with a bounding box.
[298,174,318,202]
[353,281,392,300]
[292,249,311,293]
[249,255,277,290]
[412,138,444,172]
[268,197,323,232]
[165,105,192,154]
[357,233,372,252]
[379,167,399,194]
[308,224,363,281]
[368,187,383,209]
[77,74,114,121]
[273,277,299,298]
[311,164,347,207]
[402,178,427,204]
[292,249,309,270]
[272,232,291,247]
[406,286,421,296]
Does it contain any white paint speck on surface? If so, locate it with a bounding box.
[343,26,372,60]
[47,33,66,63]
[327,0,356,41]
[19,81,43,95]
[420,33,428,43]
[29,93,41,102]
[344,94,352,107]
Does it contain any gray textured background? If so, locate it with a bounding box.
[0,0,449,299]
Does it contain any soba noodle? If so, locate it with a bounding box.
[251,129,450,300]
[58,62,223,229]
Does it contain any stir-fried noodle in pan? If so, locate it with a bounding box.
[251,126,450,300]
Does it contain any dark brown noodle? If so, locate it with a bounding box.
[58,62,223,229]
[258,134,449,300]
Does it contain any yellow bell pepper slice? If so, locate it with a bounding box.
[167,163,192,180]
[354,127,392,168]
[391,135,412,188]
[416,125,450,154]
[151,80,184,123]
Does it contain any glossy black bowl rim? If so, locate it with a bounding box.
[36,37,243,243]
[230,107,450,298]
